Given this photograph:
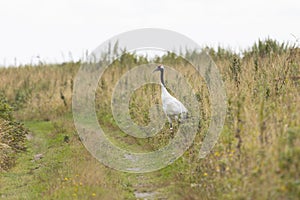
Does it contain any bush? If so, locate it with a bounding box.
[0,93,13,121]
[0,94,28,171]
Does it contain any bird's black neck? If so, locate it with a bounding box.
[160,69,165,87]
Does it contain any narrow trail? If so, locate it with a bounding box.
[0,121,51,199]
[132,173,169,200]
[0,120,182,199]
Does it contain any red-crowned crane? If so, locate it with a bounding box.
[153,65,188,131]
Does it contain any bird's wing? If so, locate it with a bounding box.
[163,96,187,116]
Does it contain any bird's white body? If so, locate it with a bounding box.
[161,84,187,117]
[153,65,188,130]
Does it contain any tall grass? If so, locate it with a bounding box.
[0,62,78,121]
[0,39,299,199]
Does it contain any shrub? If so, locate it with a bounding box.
[0,94,28,171]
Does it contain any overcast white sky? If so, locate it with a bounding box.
[0,0,299,66]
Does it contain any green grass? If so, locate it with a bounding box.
[0,120,137,199]
[0,117,208,199]
[0,121,53,199]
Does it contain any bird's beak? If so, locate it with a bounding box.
[152,67,159,73]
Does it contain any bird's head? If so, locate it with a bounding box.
[153,65,164,73]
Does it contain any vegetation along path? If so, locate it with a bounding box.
[1,40,300,199]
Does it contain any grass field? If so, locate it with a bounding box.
[0,39,300,199]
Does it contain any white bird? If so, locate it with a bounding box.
[153,65,188,130]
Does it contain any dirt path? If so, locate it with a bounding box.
[1,120,182,199]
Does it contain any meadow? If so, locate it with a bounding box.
[0,39,299,199]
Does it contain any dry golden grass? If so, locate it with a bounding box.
[0,41,299,199]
